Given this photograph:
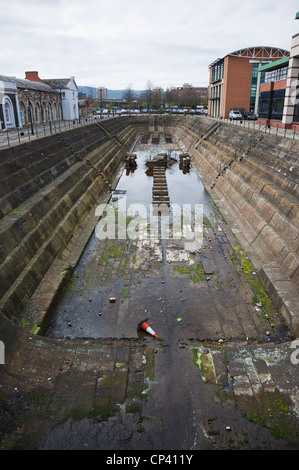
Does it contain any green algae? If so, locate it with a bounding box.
[241,389,299,445]
[174,260,206,282]
[232,244,281,321]
[192,347,217,384]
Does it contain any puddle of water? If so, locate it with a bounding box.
[46,133,217,339]
[114,137,212,211]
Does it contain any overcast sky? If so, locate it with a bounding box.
[1,0,298,90]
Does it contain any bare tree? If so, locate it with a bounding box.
[122,85,136,108]
[164,88,175,109]
[152,88,163,110]
[142,80,153,110]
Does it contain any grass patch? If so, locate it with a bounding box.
[203,215,212,228]
[193,347,217,384]
[121,287,129,298]
[232,244,281,321]
[209,197,221,215]
[241,389,299,445]
[174,260,206,282]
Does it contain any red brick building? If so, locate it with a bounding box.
[256,56,289,126]
[256,31,299,130]
[208,47,289,119]
[172,83,208,107]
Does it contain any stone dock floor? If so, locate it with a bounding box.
[0,137,298,451]
[1,206,298,450]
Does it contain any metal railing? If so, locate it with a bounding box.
[0,114,116,149]
[213,116,299,140]
[1,112,298,149]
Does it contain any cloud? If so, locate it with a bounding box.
[0,0,297,89]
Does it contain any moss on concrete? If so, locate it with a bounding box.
[174,260,206,282]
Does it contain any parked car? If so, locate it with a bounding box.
[229,110,243,120]
[244,112,258,120]
[195,109,207,116]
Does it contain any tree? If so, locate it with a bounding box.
[142,80,153,110]
[122,85,136,108]
[164,88,175,109]
[152,88,163,110]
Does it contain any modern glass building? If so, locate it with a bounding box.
[208,47,289,119]
[257,56,290,121]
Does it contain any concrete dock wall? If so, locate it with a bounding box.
[0,117,147,332]
[0,114,298,335]
[166,116,299,334]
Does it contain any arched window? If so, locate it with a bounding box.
[47,103,52,121]
[52,104,57,121]
[28,102,34,125]
[41,104,46,122]
[3,96,16,128]
[35,103,40,124]
[19,102,26,126]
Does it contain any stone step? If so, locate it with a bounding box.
[0,140,118,265]
[0,122,143,322]
[0,126,109,219]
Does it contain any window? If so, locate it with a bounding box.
[258,89,285,120]
[294,102,299,122]
[41,104,46,122]
[28,102,34,125]
[48,104,52,121]
[5,103,11,122]
[3,96,15,128]
[264,66,288,83]
[35,103,40,123]
[19,103,26,125]
[259,91,270,118]
[212,59,224,82]
[271,89,285,120]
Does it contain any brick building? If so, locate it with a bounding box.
[256,56,289,125]
[26,71,79,121]
[0,76,20,129]
[0,73,62,129]
[0,71,80,130]
[256,25,299,130]
[208,46,289,119]
[172,83,208,107]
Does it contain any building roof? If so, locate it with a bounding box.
[43,79,71,88]
[209,46,289,68]
[258,56,290,72]
[43,78,78,91]
[0,75,59,93]
[228,46,289,58]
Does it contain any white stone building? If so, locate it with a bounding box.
[42,76,79,121]
[0,76,21,129]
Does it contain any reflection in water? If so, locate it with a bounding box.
[125,152,138,175]
[113,135,211,213]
